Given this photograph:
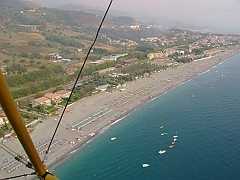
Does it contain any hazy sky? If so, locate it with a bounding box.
[31,0,240,33]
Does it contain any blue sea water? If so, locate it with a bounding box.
[54,54,240,180]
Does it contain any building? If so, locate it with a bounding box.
[96,84,109,91]
[147,51,164,60]
[55,90,71,99]
[89,60,104,66]
[44,93,62,104]
[0,112,8,128]
[1,65,8,74]
[204,48,221,56]
[98,67,115,74]
[101,53,128,61]
[31,97,51,107]
[122,58,139,65]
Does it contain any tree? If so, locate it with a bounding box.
[55,86,64,91]
[0,129,5,138]
[18,100,28,108]
[21,52,29,58]
[44,56,51,60]
[30,52,42,59]
[20,59,26,63]
[28,113,38,120]
[30,60,35,64]
[3,59,9,63]
[36,92,44,98]
[40,65,47,69]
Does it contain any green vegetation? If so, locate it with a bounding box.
[0,0,239,104]
[0,129,4,138]
[45,35,85,48]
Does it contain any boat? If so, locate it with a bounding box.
[173,131,178,138]
[169,145,174,149]
[142,164,149,168]
[173,138,177,141]
[160,126,164,128]
[111,137,116,141]
[159,150,166,154]
[161,133,165,136]
[171,142,176,145]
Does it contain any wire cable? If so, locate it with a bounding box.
[42,0,113,163]
[0,144,35,170]
[0,172,36,180]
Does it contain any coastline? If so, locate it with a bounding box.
[47,48,240,173]
[0,48,239,179]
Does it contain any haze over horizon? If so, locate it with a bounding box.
[29,0,240,33]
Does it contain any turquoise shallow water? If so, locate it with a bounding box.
[54,54,240,180]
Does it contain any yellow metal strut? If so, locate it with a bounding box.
[0,70,59,179]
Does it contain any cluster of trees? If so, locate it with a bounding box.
[73,60,168,97]
[0,129,4,138]
[45,35,85,48]
[77,61,116,78]
[21,113,38,121]
[71,84,95,102]
[119,61,167,78]
[10,75,68,99]
[28,41,56,48]
[4,65,70,98]
[136,43,155,52]
[5,67,60,87]
[192,46,212,55]
[6,63,28,74]
[92,48,109,55]
[70,35,93,41]
[20,52,43,59]
[13,15,41,25]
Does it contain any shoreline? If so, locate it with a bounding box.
[47,49,240,173]
[1,48,239,179]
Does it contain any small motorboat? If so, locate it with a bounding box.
[173,131,178,138]
[111,137,116,141]
[159,150,166,154]
[169,145,174,149]
[142,164,149,168]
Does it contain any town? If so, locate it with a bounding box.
[0,0,240,141]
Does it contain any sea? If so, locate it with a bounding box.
[53,54,240,180]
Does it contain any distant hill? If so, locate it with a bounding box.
[58,3,90,11]
[0,0,166,67]
[0,0,29,9]
[111,16,136,25]
[58,3,107,17]
[0,0,105,26]
[21,1,43,9]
